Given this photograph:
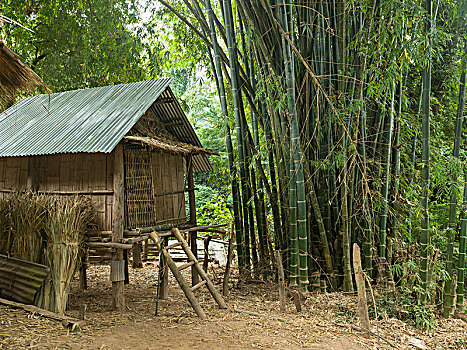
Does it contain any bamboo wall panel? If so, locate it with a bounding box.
[124,147,156,228]
[0,153,113,231]
[124,147,186,229]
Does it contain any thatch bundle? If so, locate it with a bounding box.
[0,192,94,314]
[0,42,47,110]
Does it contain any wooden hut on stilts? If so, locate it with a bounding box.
[0,79,220,312]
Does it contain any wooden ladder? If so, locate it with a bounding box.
[149,228,227,318]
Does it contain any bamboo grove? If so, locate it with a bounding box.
[160,0,467,317]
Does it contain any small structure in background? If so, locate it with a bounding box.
[0,79,218,312]
[0,41,46,109]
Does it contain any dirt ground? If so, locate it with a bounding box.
[1,262,466,350]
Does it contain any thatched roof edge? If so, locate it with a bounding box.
[0,41,48,108]
[123,136,220,157]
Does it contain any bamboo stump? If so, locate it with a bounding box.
[353,243,370,336]
[275,250,286,312]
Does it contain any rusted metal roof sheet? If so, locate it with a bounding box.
[0,254,50,304]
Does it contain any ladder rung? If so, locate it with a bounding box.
[191,280,207,292]
[166,242,182,250]
[178,261,195,271]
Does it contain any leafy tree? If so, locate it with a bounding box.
[1,0,149,91]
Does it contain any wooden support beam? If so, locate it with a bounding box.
[163,122,184,128]
[87,242,133,249]
[111,143,125,312]
[187,155,199,286]
[123,249,129,285]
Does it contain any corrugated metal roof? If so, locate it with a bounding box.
[0,254,50,304]
[0,79,172,156]
[0,79,212,171]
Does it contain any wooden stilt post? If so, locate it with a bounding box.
[79,248,88,291]
[203,235,212,272]
[123,249,129,285]
[132,243,143,268]
[160,236,169,299]
[111,143,125,312]
[187,155,199,286]
[142,239,149,261]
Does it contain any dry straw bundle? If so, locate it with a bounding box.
[0,191,94,313]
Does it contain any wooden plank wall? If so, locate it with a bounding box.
[0,153,114,231]
[0,157,28,197]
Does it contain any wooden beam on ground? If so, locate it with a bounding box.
[111,143,125,312]
[0,297,84,329]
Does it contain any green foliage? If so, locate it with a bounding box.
[197,196,233,227]
[2,0,150,91]
[413,304,437,334]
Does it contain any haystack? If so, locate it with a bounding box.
[0,192,94,314]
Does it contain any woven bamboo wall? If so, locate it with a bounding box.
[0,153,113,231]
[124,146,186,229]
